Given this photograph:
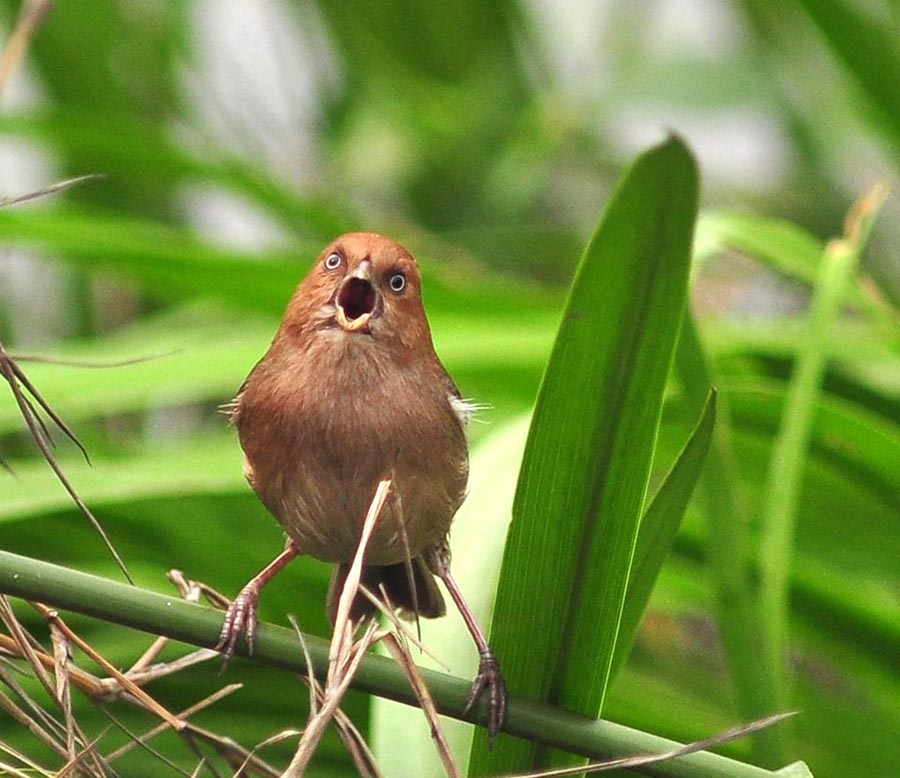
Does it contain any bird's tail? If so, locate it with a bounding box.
[327,557,446,625]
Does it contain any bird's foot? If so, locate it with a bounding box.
[463,648,508,739]
[215,582,261,665]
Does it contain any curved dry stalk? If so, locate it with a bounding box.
[288,616,383,778]
[284,479,393,777]
[383,631,459,778]
[285,620,382,777]
[0,0,52,95]
[9,350,180,368]
[0,342,132,583]
[31,604,183,732]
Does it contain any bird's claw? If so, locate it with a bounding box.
[215,584,260,665]
[463,649,508,739]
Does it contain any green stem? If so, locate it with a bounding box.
[756,188,887,719]
[0,549,794,778]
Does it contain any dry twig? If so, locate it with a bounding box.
[383,631,459,778]
[0,319,132,585]
[288,616,384,778]
[0,0,51,95]
[31,603,184,731]
[281,479,393,777]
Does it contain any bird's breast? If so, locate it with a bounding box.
[236,338,468,564]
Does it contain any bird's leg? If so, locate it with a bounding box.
[216,540,301,663]
[427,542,508,738]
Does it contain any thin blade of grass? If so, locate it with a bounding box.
[694,212,823,283]
[693,211,887,320]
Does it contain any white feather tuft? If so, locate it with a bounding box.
[449,395,488,426]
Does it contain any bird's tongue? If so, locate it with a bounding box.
[336,278,376,330]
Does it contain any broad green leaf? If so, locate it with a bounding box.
[726,379,899,508]
[469,137,699,775]
[0,303,555,435]
[0,432,244,521]
[712,380,900,651]
[612,389,716,677]
[0,110,356,240]
[0,305,274,433]
[0,207,559,319]
[712,317,899,366]
[0,207,304,313]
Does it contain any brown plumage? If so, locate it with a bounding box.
[232,232,466,620]
[218,232,507,735]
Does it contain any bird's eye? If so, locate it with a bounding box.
[324,252,342,270]
[388,272,406,293]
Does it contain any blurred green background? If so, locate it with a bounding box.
[0,1,897,776]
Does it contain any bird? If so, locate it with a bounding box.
[216,231,507,736]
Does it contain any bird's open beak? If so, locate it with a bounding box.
[335,260,377,332]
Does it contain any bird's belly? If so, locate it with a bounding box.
[253,450,459,565]
[280,489,442,565]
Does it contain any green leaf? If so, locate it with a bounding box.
[694,211,823,283]
[0,207,560,320]
[0,433,243,521]
[791,0,900,159]
[0,207,304,313]
[612,389,716,677]
[694,211,887,320]
[0,110,356,240]
[0,302,556,437]
[469,136,699,775]
[726,378,899,508]
[0,305,272,433]
[676,310,778,764]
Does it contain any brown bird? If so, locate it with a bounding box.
[217,232,507,736]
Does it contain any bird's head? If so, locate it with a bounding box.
[281,232,433,351]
